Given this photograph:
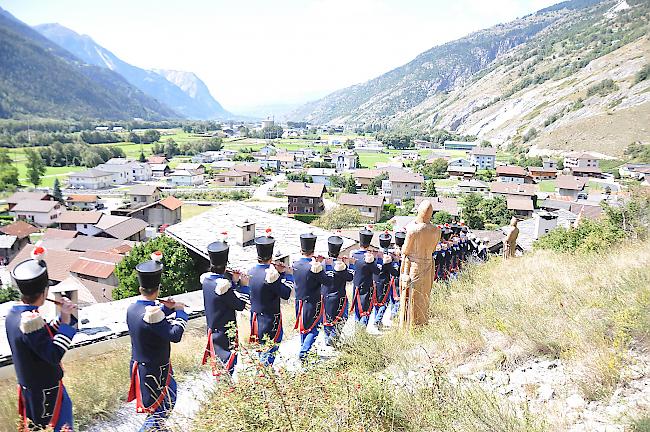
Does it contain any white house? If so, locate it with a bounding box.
[330,151,358,172]
[496,165,531,184]
[58,211,104,236]
[11,200,62,227]
[169,169,204,186]
[564,152,600,170]
[68,169,114,189]
[469,147,496,170]
[448,158,473,167]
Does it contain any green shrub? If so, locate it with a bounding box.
[586,79,619,97]
[634,63,650,85]
[314,206,365,230]
[292,214,319,224]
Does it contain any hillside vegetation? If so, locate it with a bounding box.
[292,0,650,156]
[0,7,178,120]
[192,239,650,431]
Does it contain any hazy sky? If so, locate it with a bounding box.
[1,0,559,113]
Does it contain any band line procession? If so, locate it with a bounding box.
[6,199,516,431]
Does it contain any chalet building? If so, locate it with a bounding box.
[496,165,533,184]
[95,215,148,241]
[448,158,473,167]
[214,170,250,186]
[286,182,326,215]
[270,153,297,170]
[469,147,496,170]
[68,168,113,189]
[126,196,183,230]
[169,169,204,186]
[6,192,54,211]
[11,200,62,227]
[66,194,99,210]
[338,193,384,222]
[127,185,161,208]
[447,165,476,179]
[147,155,169,165]
[0,221,38,263]
[58,211,104,236]
[353,169,385,188]
[457,179,489,195]
[259,159,281,172]
[527,166,558,181]
[556,175,588,199]
[489,182,536,207]
[232,163,263,177]
[383,170,424,205]
[96,158,152,184]
[619,163,650,179]
[507,196,534,218]
[150,164,171,177]
[543,159,557,170]
[176,163,206,175]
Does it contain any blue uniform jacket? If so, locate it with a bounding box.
[321,260,353,325]
[126,300,188,412]
[202,273,247,367]
[249,264,294,343]
[349,249,381,315]
[6,305,77,429]
[373,260,399,306]
[292,258,326,333]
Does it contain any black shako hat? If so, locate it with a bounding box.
[136,251,164,290]
[395,231,406,247]
[300,233,317,253]
[207,240,229,268]
[255,231,275,261]
[327,235,344,258]
[378,232,392,250]
[359,228,373,248]
[11,246,49,296]
[451,224,462,235]
[442,228,453,241]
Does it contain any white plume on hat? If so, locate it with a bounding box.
[364,252,375,264]
[214,278,232,296]
[334,260,347,272]
[151,251,163,262]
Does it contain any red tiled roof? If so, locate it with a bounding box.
[70,251,123,279]
[41,228,78,240]
[158,196,183,211]
[66,194,98,203]
[286,182,326,198]
[8,244,82,282]
[0,221,39,239]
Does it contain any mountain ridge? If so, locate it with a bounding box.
[290,0,650,155]
[34,23,231,120]
[0,6,178,120]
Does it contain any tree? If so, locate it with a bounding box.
[0,148,20,191]
[329,174,347,188]
[25,149,46,187]
[557,159,564,170]
[52,178,63,202]
[432,211,452,225]
[128,131,141,144]
[420,158,448,179]
[344,139,355,149]
[461,193,485,229]
[367,173,387,196]
[138,151,146,162]
[344,176,357,194]
[424,180,437,197]
[479,195,513,226]
[113,236,199,300]
[480,140,493,147]
[367,183,378,195]
[314,206,365,230]
[163,138,179,157]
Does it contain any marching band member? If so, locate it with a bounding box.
[201,234,249,377]
[322,235,353,346]
[433,243,444,282]
[442,242,453,280]
[292,233,326,362]
[349,228,380,327]
[7,246,76,432]
[126,251,188,432]
[388,231,406,321]
[372,232,398,331]
[248,229,294,366]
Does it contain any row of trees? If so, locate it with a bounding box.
[38,143,126,168]
[151,137,222,157]
[128,130,161,144]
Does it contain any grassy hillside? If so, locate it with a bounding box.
[192,240,650,431]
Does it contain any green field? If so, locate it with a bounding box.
[16,164,86,188]
[538,180,556,192]
[181,204,213,221]
[433,178,460,188]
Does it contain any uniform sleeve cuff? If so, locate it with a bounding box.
[283,274,294,282]
[57,323,77,340]
[175,310,189,321]
[162,305,175,316]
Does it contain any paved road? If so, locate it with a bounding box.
[251,173,285,201]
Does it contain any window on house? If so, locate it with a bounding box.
[308,198,314,204]
[292,206,298,212]
[246,225,251,231]
[292,198,298,203]
[84,224,88,229]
